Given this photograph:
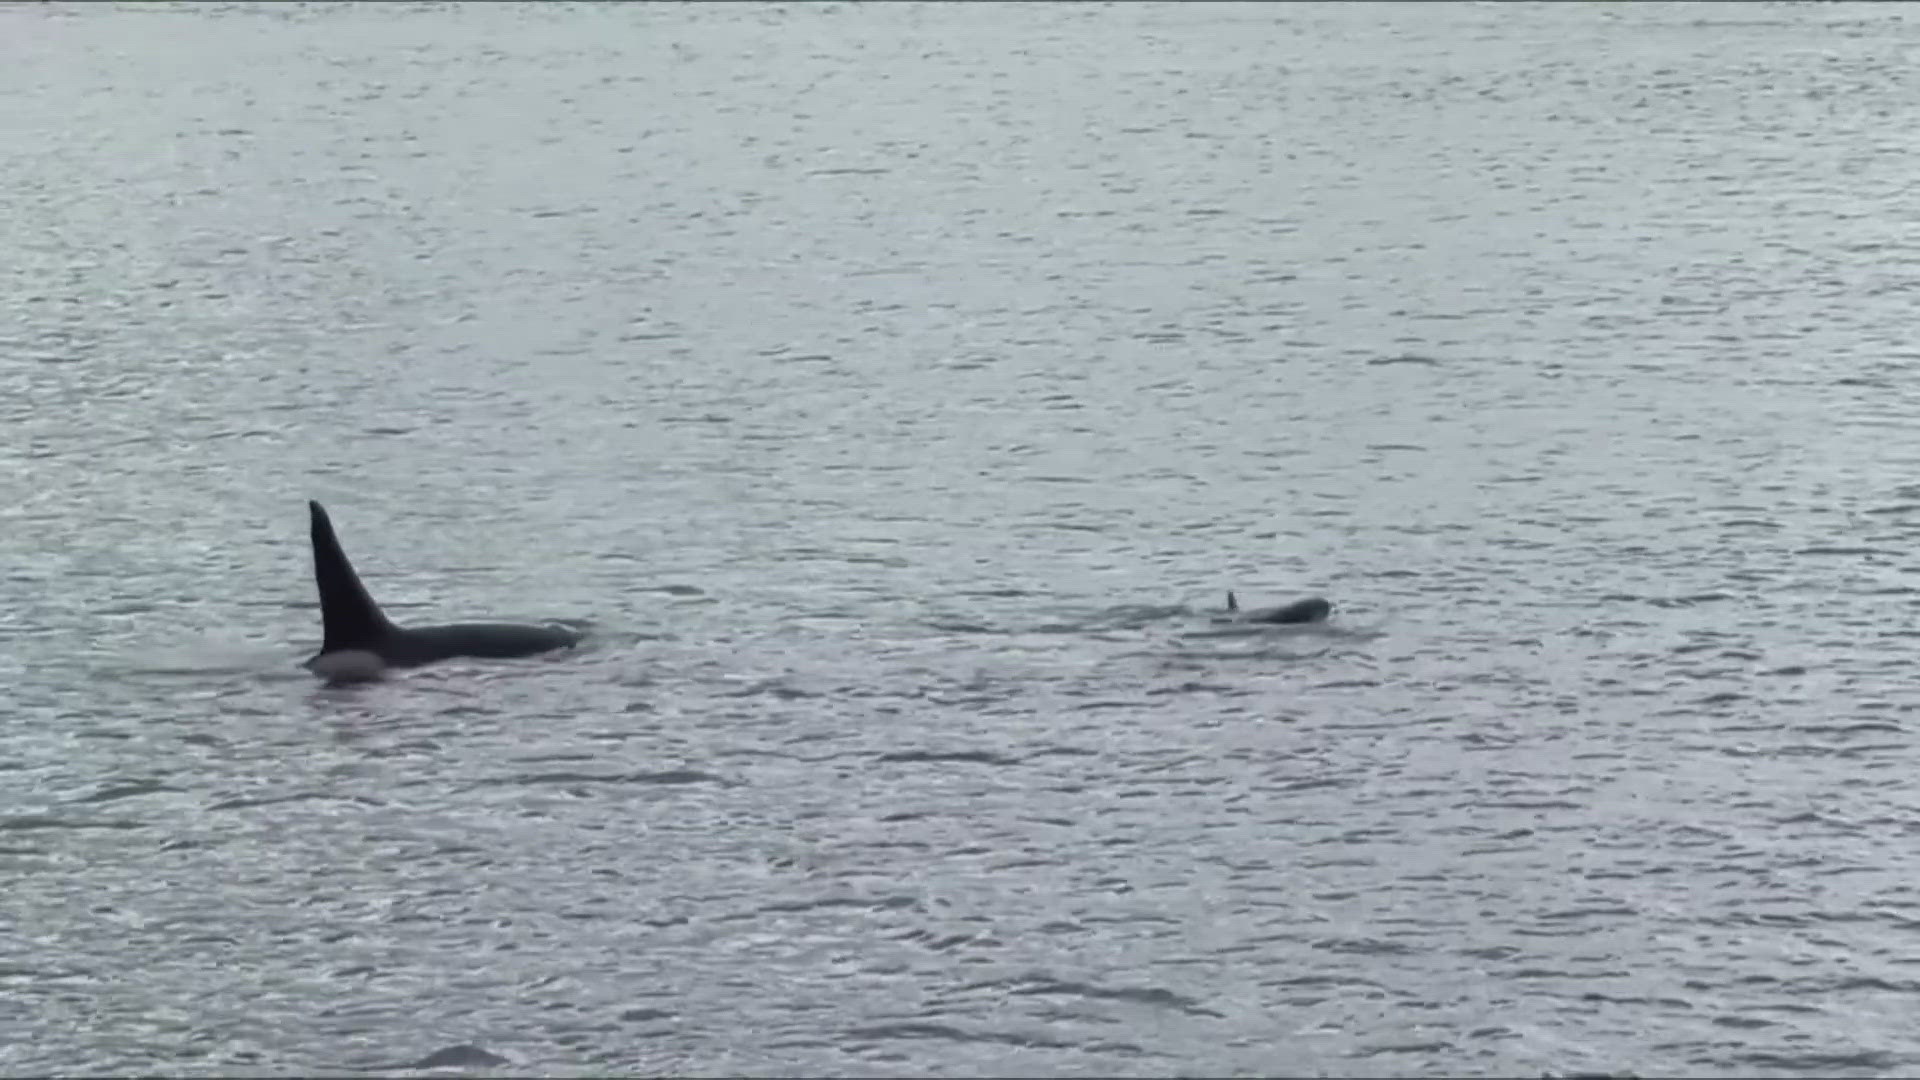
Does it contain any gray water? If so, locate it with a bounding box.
[5,1,1920,1076]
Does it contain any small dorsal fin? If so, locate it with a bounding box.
[1226,590,1239,613]
[309,501,395,652]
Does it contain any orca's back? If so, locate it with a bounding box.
[383,622,584,666]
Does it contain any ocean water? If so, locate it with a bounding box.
[6,2,1920,1076]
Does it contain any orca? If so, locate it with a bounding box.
[304,500,582,673]
[1218,590,1332,625]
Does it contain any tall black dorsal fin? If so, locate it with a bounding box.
[310,500,395,652]
[1226,590,1239,613]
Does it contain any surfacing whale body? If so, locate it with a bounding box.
[308,648,390,686]
[305,500,582,674]
[1217,590,1332,625]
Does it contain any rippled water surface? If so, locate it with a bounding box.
[7,2,1920,1076]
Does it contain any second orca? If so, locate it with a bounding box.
[1215,590,1332,625]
